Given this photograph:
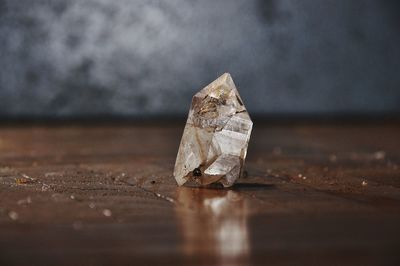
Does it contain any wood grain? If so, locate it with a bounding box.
[0,122,399,265]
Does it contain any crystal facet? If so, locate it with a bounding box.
[174,73,253,187]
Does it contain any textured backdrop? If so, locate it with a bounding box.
[1,0,400,117]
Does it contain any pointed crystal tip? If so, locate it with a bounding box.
[173,73,253,187]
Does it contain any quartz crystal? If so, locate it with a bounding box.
[174,73,253,187]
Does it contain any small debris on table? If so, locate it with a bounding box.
[329,154,337,162]
[16,174,36,185]
[102,209,112,217]
[17,196,32,205]
[8,211,18,221]
[41,184,51,191]
[374,151,386,160]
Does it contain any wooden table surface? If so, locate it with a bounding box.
[0,122,399,265]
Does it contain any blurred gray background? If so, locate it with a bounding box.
[1,0,400,118]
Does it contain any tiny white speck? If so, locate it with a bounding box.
[8,211,18,220]
[17,196,32,205]
[362,180,368,186]
[329,154,337,162]
[103,209,112,217]
[22,174,32,180]
[374,151,386,160]
[41,184,50,191]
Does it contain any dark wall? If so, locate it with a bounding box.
[1,0,400,118]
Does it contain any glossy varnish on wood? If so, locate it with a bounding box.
[0,122,399,265]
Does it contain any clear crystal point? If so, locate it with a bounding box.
[174,73,253,187]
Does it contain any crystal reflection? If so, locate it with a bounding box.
[176,187,249,265]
